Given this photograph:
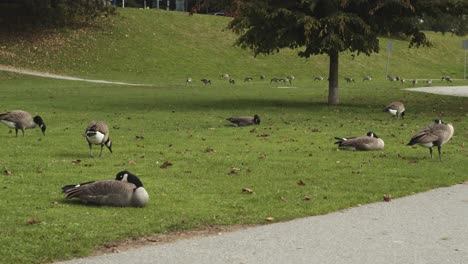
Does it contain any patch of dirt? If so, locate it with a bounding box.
[93,224,255,256]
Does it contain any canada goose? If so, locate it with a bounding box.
[62,170,149,207]
[185,77,192,85]
[363,76,372,81]
[412,79,418,86]
[226,115,260,127]
[260,74,265,80]
[344,77,355,83]
[244,77,253,82]
[383,101,406,119]
[270,78,279,83]
[314,76,324,81]
[334,131,385,151]
[229,78,235,84]
[85,121,112,157]
[0,110,46,137]
[426,79,432,85]
[201,79,211,85]
[407,119,454,161]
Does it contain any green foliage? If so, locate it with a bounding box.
[0,0,115,29]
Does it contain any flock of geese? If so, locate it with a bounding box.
[334,101,454,161]
[0,103,454,207]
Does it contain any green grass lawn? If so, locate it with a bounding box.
[0,71,466,263]
[0,7,467,264]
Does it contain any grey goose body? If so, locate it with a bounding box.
[85,121,112,157]
[383,102,405,119]
[407,119,454,160]
[0,110,46,137]
[335,131,385,151]
[62,171,149,207]
[226,115,260,127]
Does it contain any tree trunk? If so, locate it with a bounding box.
[328,50,339,105]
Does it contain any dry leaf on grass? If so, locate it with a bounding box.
[383,194,392,202]
[303,195,312,201]
[72,159,81,165]
[128,160,137,165]
[27,218,41,225]
[297,180,306,186]
[266,217,274,222]
[160,161,173,168]
[205,148,216,153]
[242,188,254,194]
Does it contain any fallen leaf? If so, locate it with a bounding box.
[258,153,267,159]
[303,195,312,201]
[297,180,306,186]
[242,188,254,194]
[383,194,392,202]
[128,160,137,165]
[280,196,287,201]
[266,217,274,222]
[311,128,321,132]
[72,159,81,165]
[135,135,144,140]
[27,218,41,225]
[205,148,216,153]
[257,133,270,137]
[160,161,173,168]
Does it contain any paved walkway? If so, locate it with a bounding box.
[0,65,151,86]
[57,184,468,264]
[405,86,468,97]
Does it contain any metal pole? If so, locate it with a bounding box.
[122,0,125,8]
[385,52,390,79]
[167,0,169,10]
[157,0,159,9]
[465,50,467,80]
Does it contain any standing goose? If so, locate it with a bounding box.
[383,101,406,119]
[62,170,149,207]
[0,110,46,137]
[407,119,454,161]
[226,115,260,127]
[334,131,385,151]
[85,121,112,157]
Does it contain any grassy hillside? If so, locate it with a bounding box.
[0,8,467,84]
[0,8,467,264]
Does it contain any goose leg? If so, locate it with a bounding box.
[437,145,442,161]
[429,147,433,159]
[15,128,18,137]
[88,142,94,158]
[99,144,104,157]
[22,128,25,137]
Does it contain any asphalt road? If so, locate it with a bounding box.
[56,184,468,264]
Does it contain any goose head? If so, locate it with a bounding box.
[434,118,443,124]
[366,131,379,138]
[33,116,46,135]
[253,115,261,125]
[115,171,143,188]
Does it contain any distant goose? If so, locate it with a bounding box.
[407,119,454,161]
[85,121,112,157]
[244,77,253,82]
[344,77,355,83]
[334,131,385,151]
[314,76,324,81]
[363,76,372,81]
[412,79,418,86]
[62,170,149,207]
[201,79,211,85]
[185,77,192,85]
[226,115,260,127]
[229,78,235,84]
[383,101,405,119]
[0,110,46,137]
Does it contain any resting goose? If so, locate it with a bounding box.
[334,131,385,151]
[62,171,149,207]
[226,115,260,127]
